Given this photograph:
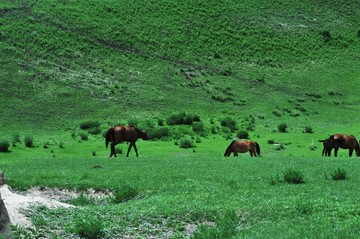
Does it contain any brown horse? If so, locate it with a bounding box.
[319,138,333,156]
[328,134,360,157]
[105,126,149,157]
[224,140,260,157]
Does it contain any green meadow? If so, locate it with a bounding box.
[1,0,360,238]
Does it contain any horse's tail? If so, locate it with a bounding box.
[255,142,260,156]
[105,127,115,149]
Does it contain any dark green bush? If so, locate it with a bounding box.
[167,112,200,125]
[303,125,313,133]
[283,169,305,184]
[179,137,196,148]
[80,133,88,141]
[70,214,105,239]
[236,130,249,139]
[220,117,237,132]
[80,121,100,130]
[24,136,33,147]
[12,133,20,146]
[278,123,288,133]
[192,122,205,135]
[0,140,10,152]
[88,127,102,135]
[112,185,140,204]
[331,168,348,181]
[147,127,171,140]
[115,147,123,155]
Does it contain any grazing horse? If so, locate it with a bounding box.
[329,134,360,157]
[319,138,333,156]
[105,126,149,157]
[224,140,260,157]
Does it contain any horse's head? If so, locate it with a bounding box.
[141,131,150,140]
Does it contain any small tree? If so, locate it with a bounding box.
[0,140,10,152]
[278,123,288,133]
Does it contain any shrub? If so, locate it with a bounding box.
[147,127,171,140]
[179,137,196,148]
[0,140,10,152]
[167,112,200,125]
[236,130,249,139]
[80,121,100,130]
[80,133,88,141]
[70,214,105,239]
[88,127,101,135]
[322,30,331,43]
[331,168,348,181]
[303,125,313,133]
[157,118,165,126]
[192,122,205,135]
[220,117,237,132]
[24,136,33,147]
[278,123,288,133]
[12,133,20,146]
[283,169,305,184]
[112,185,140,204]
[115,147,123,155]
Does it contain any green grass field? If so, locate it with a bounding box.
[2,0,360,238]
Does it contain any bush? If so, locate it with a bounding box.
[80,133,88,141]
[192,122,205,135]
[70,214,105,239]
[12,133,20,146]
[0,140,10,152]
[167,112,200,125]
[331,168,348,181]
[80,121,100,130]
[220,117,237,132]
[303,125,313,133]
[24,136,33,147]
[236,130,249,139]
[278,123,288,133]
[147,127,171,140]
[88,127,101,135]
[112,185,140,204]
[179,137,196,148]
[283,169,305,184]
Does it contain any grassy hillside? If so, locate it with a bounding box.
[2,1,360,238]
[1,0,360,135]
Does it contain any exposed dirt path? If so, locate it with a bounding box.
[0,185,73,228]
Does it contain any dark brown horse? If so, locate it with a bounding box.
[224,140,260,157]
[105,126,149,157]
[328,134,360,157]
[319,138,333,156]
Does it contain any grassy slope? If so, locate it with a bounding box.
[1,0,360,134]
[2,1,360,237]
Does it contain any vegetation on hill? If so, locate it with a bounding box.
[1,0,360,134]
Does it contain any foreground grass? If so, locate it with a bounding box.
[2,140,360,238]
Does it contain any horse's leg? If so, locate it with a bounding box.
[349,148,353,157]
[126,143,133,157]
[234,152,238,157]
[133,143,139,157]
[110,143,116,157]
[334,147,338,157]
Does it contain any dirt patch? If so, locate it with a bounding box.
[0,185,74,228]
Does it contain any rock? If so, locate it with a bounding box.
[0,171,10,237]
[0,171,5,186]
[0,192,10,235]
